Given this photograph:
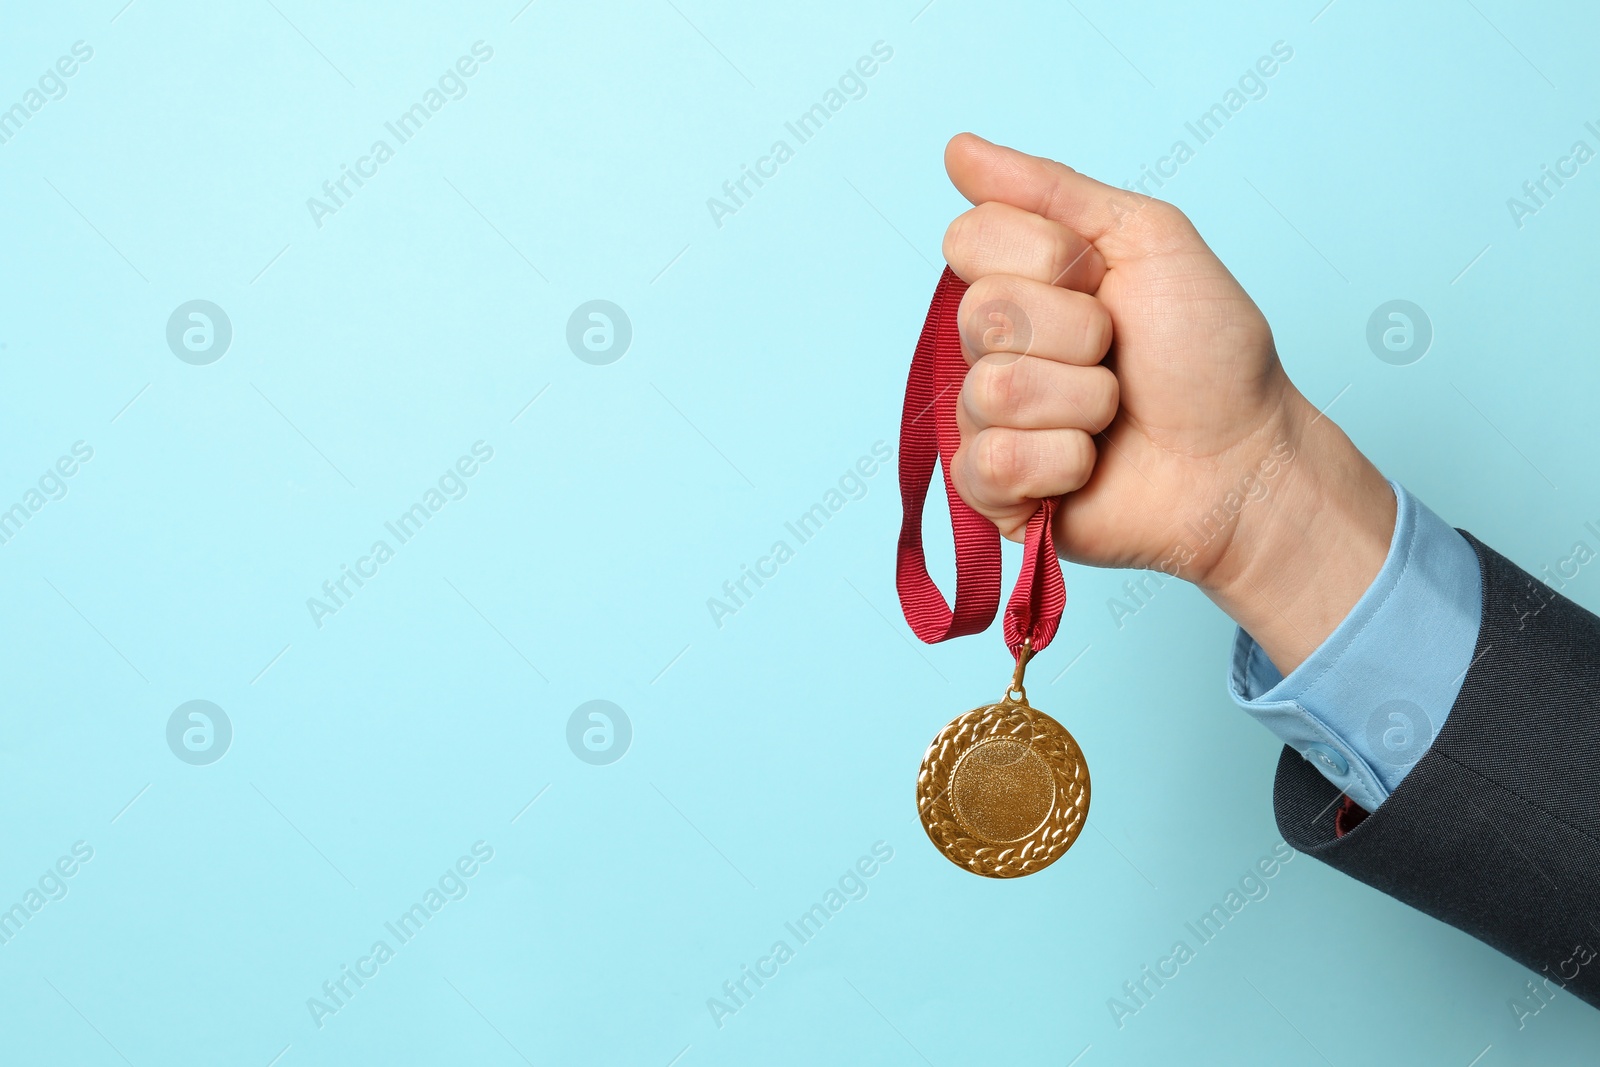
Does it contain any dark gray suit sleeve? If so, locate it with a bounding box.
[1273,532,1600,1008]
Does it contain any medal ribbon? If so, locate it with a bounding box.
[896,266,1066,661]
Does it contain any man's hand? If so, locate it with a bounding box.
[941,133,1396,673]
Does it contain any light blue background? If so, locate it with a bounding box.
[3,0,1599,1063]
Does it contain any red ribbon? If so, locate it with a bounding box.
[895,267,1066,660]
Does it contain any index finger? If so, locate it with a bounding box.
[943,201,1106,293]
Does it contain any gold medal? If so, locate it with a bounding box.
[897,268,1089,879]
[916,644,1090,878]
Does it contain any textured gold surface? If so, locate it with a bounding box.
[917,698,1090,878]
[950,739,1055,842]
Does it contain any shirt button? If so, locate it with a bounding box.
[1303,743,1350,777]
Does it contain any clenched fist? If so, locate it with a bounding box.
[940,134,1395,673]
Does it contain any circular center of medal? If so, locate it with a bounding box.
[949,737,1055,843]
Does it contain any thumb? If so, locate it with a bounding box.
[944,133,1195,265]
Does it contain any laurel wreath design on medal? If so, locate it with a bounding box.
[917,658,1090,878]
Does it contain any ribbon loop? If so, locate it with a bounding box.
[895,267,1066,660]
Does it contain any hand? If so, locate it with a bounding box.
[941,134,1396,673]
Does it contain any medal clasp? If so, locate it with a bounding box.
[1005,639,1034,705]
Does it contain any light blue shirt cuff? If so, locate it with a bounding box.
[1226,480,1483,811]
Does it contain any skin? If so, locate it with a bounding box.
[941,133,1396,675]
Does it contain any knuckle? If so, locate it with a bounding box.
[968,357,1025,420]
[941,213,970,266]
[1059,430,1098,489]
[957,277,999,345]
[962,273,1011,315]
[974,429,1029,488]
[1049,428,1100,492]
[1045,231,1089,284]
[943,203,1002,268]
[1087,367,1120,432]
[961,276,1034,355]
[1080,300,1113,360]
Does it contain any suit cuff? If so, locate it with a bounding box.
[1226,481,1483,809]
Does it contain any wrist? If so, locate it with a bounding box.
[1196,390,1397,675]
